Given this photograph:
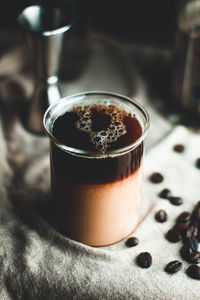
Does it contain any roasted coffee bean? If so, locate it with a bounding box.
[188,251,200,264]
[196,231,200,243]
[149,172,163,184]
[189,220,199,229]
[155,209,168,223]
[172,223,188,239]
[185,226,198,239]
[180,245,193,261]
[182,231,196,245]
[169,196,183,206]
[165,260,182,274]
[136,252,152,268]
[184,237,199,252]
[125,237,139,247]
[176,212,191,224]
[196,201,200,208]
[195,158,200,169]
[158,188,172,199]
[173,222,188,234]
[191,207,200,221]
[194,207,200,219]
[173,144,185,153]
[166,228,181,243]
[186,265,200,280]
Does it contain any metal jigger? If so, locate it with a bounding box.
[18,5,72,133]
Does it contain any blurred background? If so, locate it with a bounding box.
[0,0,188,139]
[0,0,179,46]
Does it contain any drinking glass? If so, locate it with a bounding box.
[43,91,149,246]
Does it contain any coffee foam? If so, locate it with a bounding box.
[73,103,134,152]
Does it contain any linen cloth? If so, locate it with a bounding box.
[0,30,200,300]
[2,121,200,300]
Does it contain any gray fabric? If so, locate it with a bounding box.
[1,119,200,299]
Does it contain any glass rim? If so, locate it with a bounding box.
[43,91,150,158]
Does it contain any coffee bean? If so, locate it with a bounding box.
[125,237,139,247]
[136,252,152,268]
[189,216,200,227]
[169,196,183,206]
[186,265,200,280]
[195,201,200,208]
[155,209,168,223]
[196,231,200,243]
[195,158,200,169]
[149,172,164,184]
[165,260,182,274]
[173,222,188,235]
[176,212,191,224]
[166,228,181,243]
[173,144,185,153]
[188,251,200,264]
[180,245,193,261]
[158,188,171,199]
[191,207,200,221]
[184,237,199,252]
[185,226,198,239]
[194,205,200,216]
[189,220,199,230]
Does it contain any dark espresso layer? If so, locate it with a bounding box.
[51,103,143,184]
[50,142,143,184]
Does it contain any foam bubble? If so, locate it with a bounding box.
[73,103,135,152]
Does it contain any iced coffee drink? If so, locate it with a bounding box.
[44,92,149,246]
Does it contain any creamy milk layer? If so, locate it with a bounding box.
[51,166,142,246]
